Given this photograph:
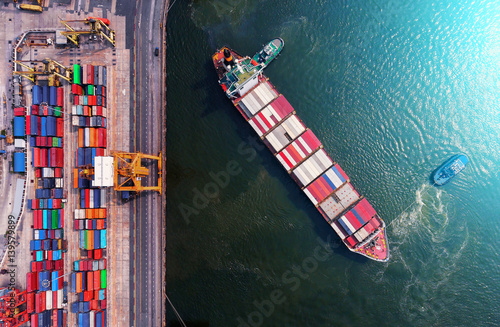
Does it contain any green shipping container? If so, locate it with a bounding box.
[73,64,81,84]
[54,106,62,117]
[87,85,94,95]
[52,210,58,229]
[52,137,58,147]
[100,269,107,289]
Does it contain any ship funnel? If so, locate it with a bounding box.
[223,48,235,66]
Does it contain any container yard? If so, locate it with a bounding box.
[0,1,167,326]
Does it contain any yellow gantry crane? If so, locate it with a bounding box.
[60,17,116,47]
[13,58,72,84]
[112,151,162,195]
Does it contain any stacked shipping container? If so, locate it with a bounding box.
[26,82,69,326]
[71,64,109,326]
[232,75,385,250]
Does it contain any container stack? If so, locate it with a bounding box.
[26,82,68,326]
[233,75,385,252]
[70,64,108,326]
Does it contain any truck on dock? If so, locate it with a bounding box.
[17,4,43,12]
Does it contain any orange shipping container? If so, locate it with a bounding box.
[78,128,84,148]
[89,128,95,147]
[76,272,83,293]
[88,230,94,250]
[74,169,79,188]
[99,208,106,218]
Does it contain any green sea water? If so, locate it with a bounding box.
[166,1,500,326]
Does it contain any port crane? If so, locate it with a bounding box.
[0,288,29,327]
[76,152,162,196]
[13,58,72,85]
[60,18,115,47]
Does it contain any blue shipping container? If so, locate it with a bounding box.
[13,152,25,173]
[71,273,76,293]
[32,85,42,105]
[30,115,38,136]
[94,230,100,249]
[42,85,49,104]
[54,188,63,199]
[101,229,107,248]
[13,116,25,137]
[47,116,56,136]
[49,86,57,106]
[40,116,47,137]
[94,189,100,208]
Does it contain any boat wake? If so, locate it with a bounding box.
[385,183,470,324]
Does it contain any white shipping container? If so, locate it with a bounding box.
[101,189,107,208]
[72,116,80,126]
[340,216,356,234]
[57,289,63,309]
[84,128,90,147]
[55,178,63,188]
[89,190,94,209]
[330,221,347,239]
[34,230,40,240]
[90,311,95,326]
[72,105,77,115]
[46,290,53,310]
[42,167,55,178]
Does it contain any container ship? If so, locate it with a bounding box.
[212,38,389,262]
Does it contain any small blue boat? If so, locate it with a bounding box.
[433,154,468,185]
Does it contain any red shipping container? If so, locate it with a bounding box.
[55,168,62,178]
[84,105,89,116]
[57,87,64,107]
[74,219,79,231]
[74,94,79,105]
[94,270,100,289]
[33,147,41,167]
[37,116,41,135]
[84,290,93,301]
[14,107,25,116]
[35,292,42,313]
[37,261,43,272]
[35,168,42,178]
[31,105,39,115]
[46,260,54,271]
[31,261,37,272]
[52,289,58,308]
[26,115,31,134]
[102,96,106,108]
[96,106,102,116]
[58,269,64,289]
[88,271,94,291]
[55,260,63,270]
[94,249,103,260]
[31,313,38,327]
[27,272,35,292]
[27,292,35,313]
[88,65,94,84]
[56,118,64,137]
[85,189,90,208]
[40,148,48,167]
[88,250,94,259]
[100,299,107,309]
[33,210,39,229]
[90,299,99,310]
